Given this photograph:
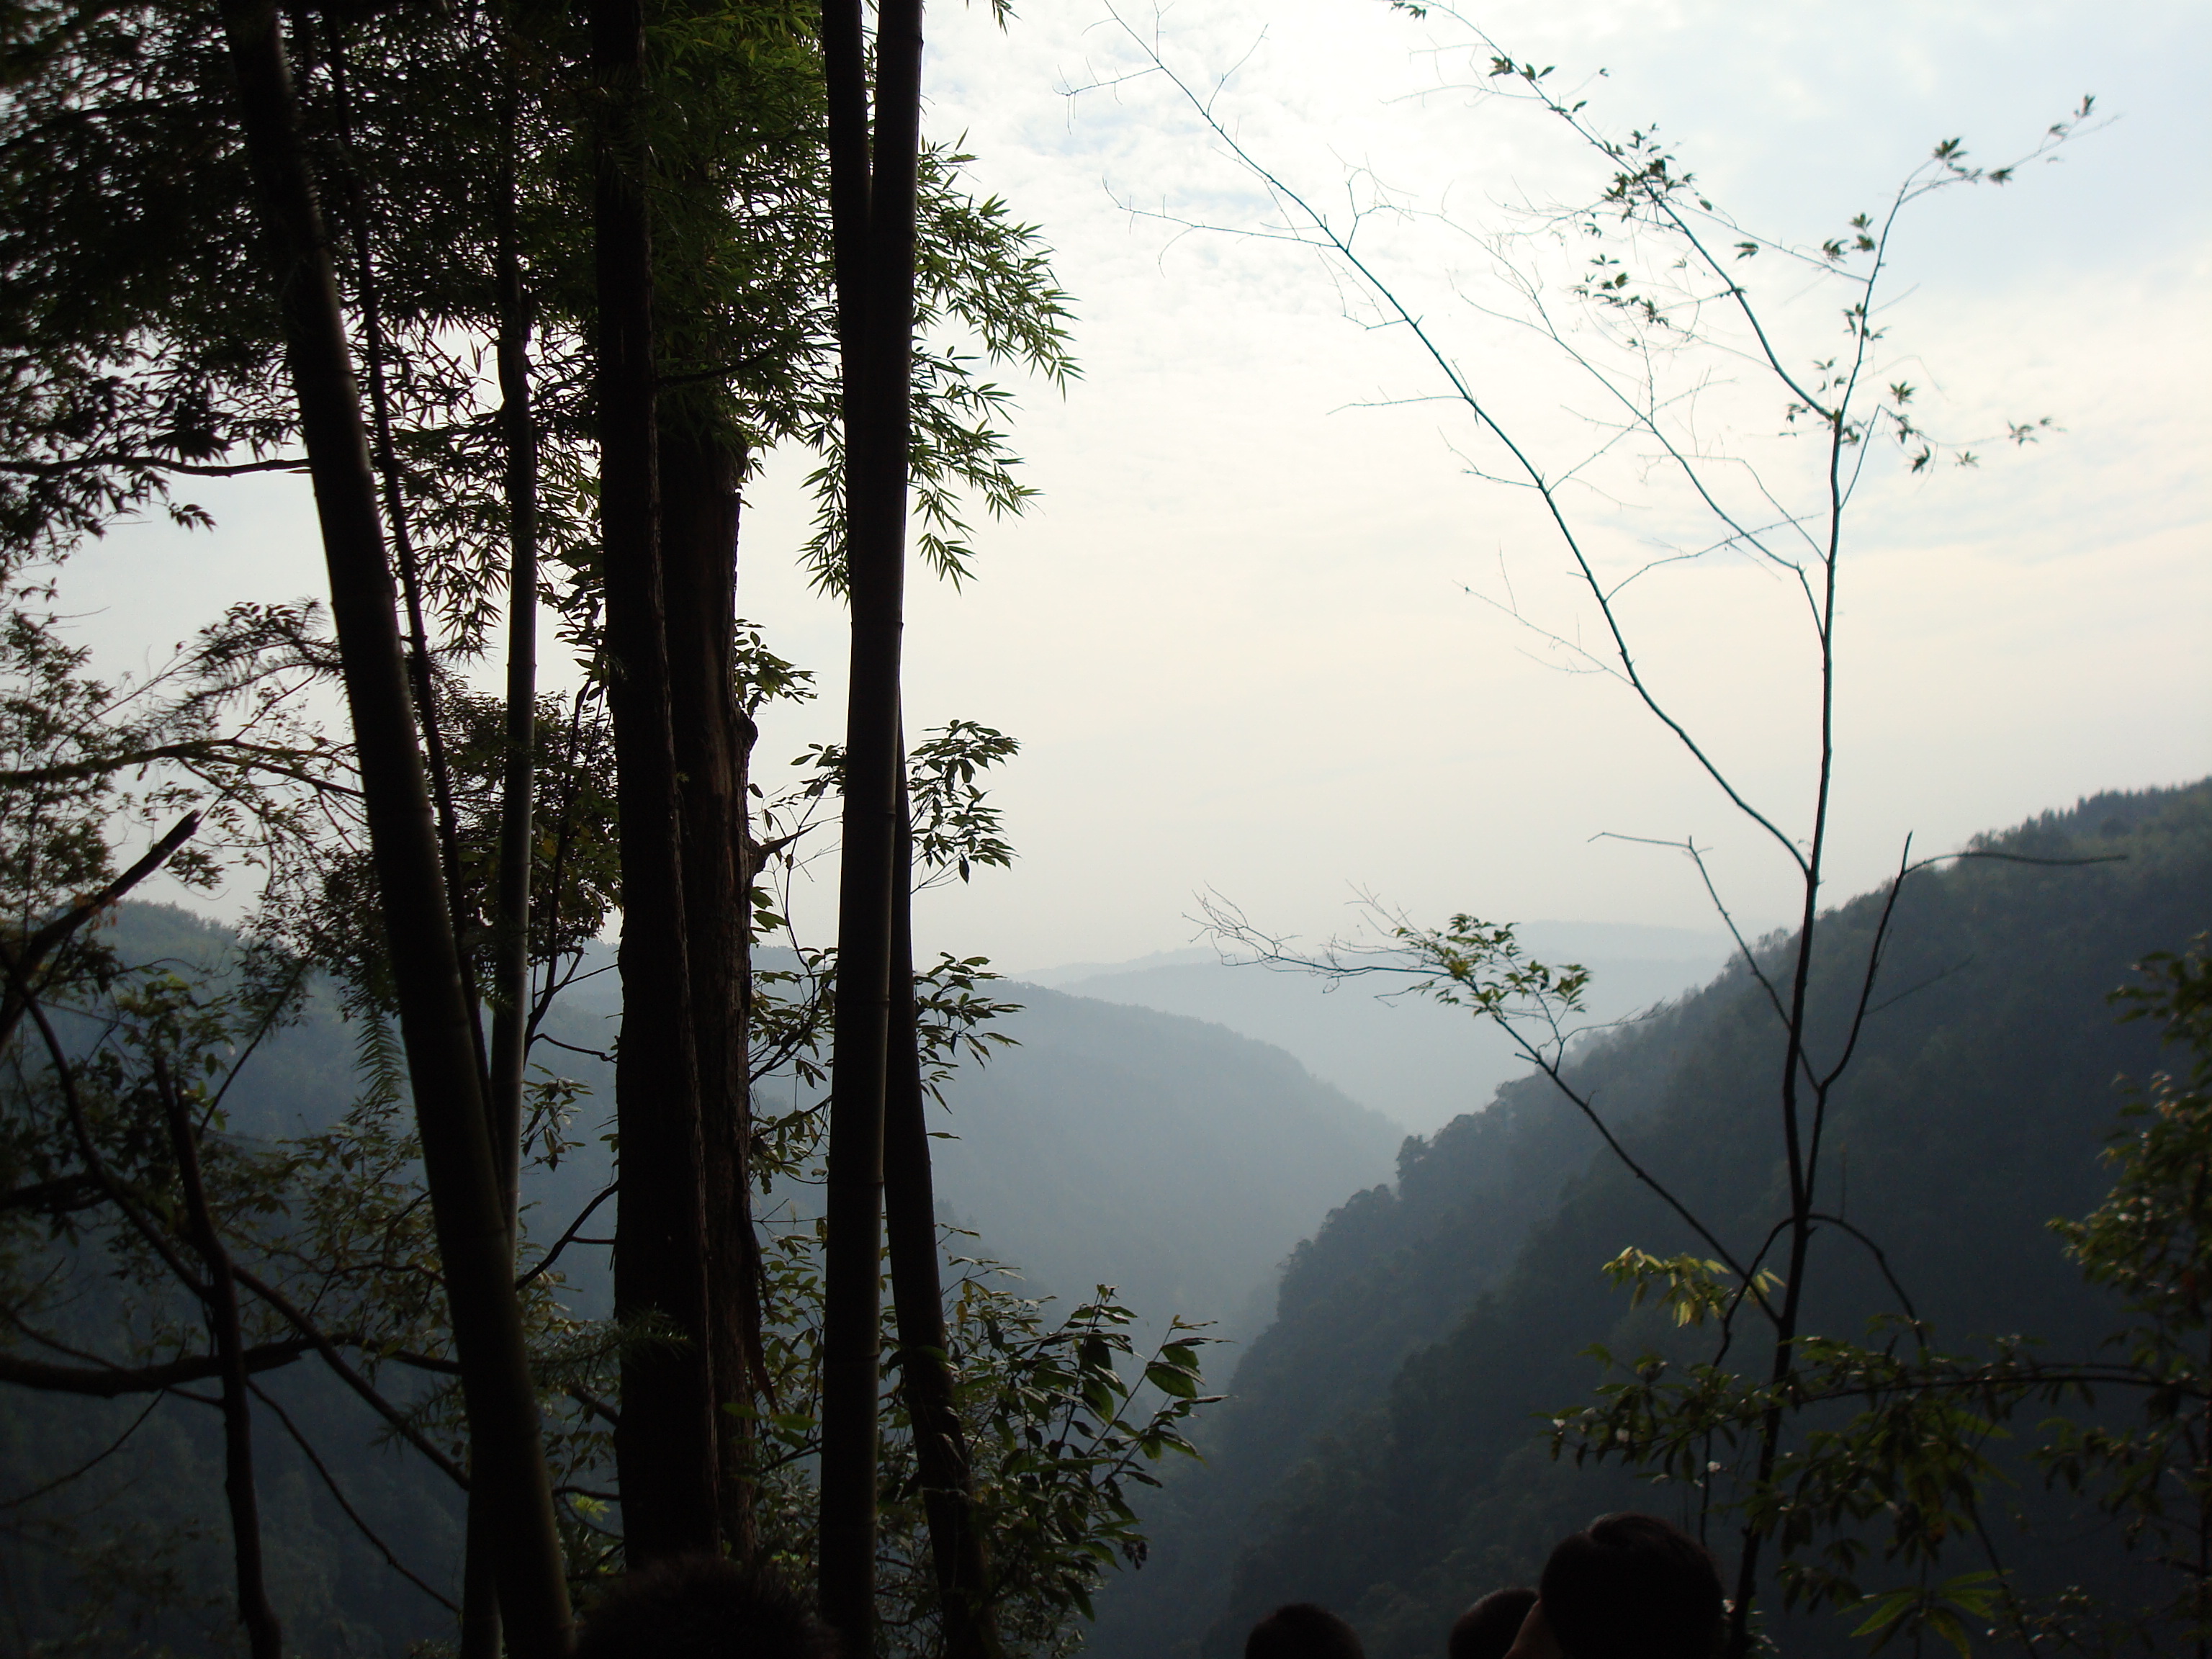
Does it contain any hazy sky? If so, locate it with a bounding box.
[75,0,2211,976]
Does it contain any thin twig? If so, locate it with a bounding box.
[246,1379,458,1612]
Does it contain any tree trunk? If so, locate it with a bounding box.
[592,0,720,1566]
[161,1059,282,1659]
[819,0,926,1644]
[323,20,484,1073]
[884,772,1000,1659]
[488,55,537,1279]
[659,415,762,1560]
[214,7,571,1653]
[462,60,541,1656]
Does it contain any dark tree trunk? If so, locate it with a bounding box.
[488,60,537,1277]
[214,6,571,1653]
[659,415,762,1560]
[819,0,927,1645]
[161,1060,282,1659]
[884,774,1000,1659]
[592,0,720,1566]
[462,63,541,1657]
[324,22,484,1073]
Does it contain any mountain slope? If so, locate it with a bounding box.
[1,913,1398,1654]
[1022,923,1730,1132]
[930,985,1403,1346]
[1086,781,2212,1658]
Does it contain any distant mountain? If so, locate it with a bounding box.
[1,907,1399,1655]
[1017,923,1732,1133]
[929,986,1403,1348]
[1083,781,2212,1659]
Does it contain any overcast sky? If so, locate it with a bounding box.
[76,0,2211,977]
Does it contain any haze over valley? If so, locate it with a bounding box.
[0,0,2205,1653]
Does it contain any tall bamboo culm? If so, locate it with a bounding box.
[819,0,927,1645]
[885,770,1002,1659]
[214,5,571,1653]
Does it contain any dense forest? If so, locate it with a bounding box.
[1092,781,2212,1658]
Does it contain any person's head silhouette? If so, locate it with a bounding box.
[1245,1601,1364,1659]
[1527,1513,1723,1659]
[572,1555,840,1659]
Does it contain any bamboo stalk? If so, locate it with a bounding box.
[461,36,542,1655]
[590,0,720,1564]
[212,7,570,1651]
[818,0,927,1643]
[884,768,1001,1659]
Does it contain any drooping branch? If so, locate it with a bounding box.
[1199,896,1766,1316]
[248,1380,459,1614]
[0,812,197,1049]
[0,1395,163,1510]
[229,1267,470,1491]
[0,454,305,479]
[515,1182,616,1290]
[0,745,351,793]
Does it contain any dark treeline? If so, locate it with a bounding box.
[1093,780,2212,1659]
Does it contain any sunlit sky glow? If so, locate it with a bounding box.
[76,0,2211,975]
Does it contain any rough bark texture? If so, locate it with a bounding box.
[659,416,762,1560]
[215,5,571,1652]
[884,784,1001,1659]
[593,0,720,1565]
[819,0,927,1644]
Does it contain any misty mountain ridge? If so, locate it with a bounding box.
[1015,922,1734,1133]
[24,781,2204,1657]
[1085,778,2212,1658]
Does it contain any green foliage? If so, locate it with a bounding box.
[802,145,1078,595]
[909,720,1022,888]
[1599,1248,1780,1328]
[1850,1573,2004,1659]
[1393,914,1590,1029]
[2041,938,2212,1645]
[0,5,1177,1653]
[1102,786,2212,1659]
[1547,940,2212,1649]
[737,1262,1215,1657]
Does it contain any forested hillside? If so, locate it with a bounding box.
[0,915,1393,1655]
[929,986,1403,1346]
[1023,925,1730,1130]
[1088,781,2212,1658]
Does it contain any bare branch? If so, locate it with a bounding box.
[247,1380,459,1612]
[0,1339,314,1397]
[230,1267,469,1491]
[514,1181,617,1290]
[0,1395,164,1509]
